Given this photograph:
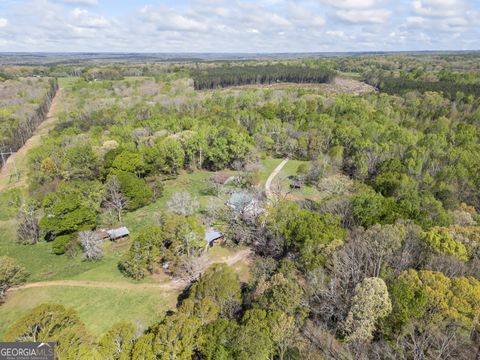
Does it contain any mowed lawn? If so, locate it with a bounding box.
[269,158,322,200]
[0,285,178,339]
[258,158,283,184]
[0,224,179,339]
[121,159,285,232]
[1,169,223,280]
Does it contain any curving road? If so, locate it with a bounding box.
[265,158,289,199]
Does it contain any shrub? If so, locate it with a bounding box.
[52,235,74,255]
[115,171,153,210]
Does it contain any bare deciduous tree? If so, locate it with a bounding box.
[270,177,292,203]
[79,231,103,261]
[175,255,208,283]
[167,191,199,216]
[16,203,40,245]
[318,197,354,228]
[333,224,406,283]
[398,321,472,360]
[104,175,127,222]
[425,254,468,278]
[306,267,352,332]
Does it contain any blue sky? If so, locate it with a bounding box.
[0,0,478,52]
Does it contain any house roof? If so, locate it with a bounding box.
[205,228,223,244]
[107,226,130,239]
[227,192,254,210]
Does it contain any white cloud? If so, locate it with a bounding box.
[288,6,325,27]
[407,0,477,34]
[0,0,478,52]
[72,8,87,16]
[71,8,109,28]
[406,16,426,25]
[322,0,381,10]
[67,24,97,37]
[336,9,391,24]
[326,30,350,40]
[228,3,292,31]
[63,0,98,5]
[139,6,208,32]
[321,0,391,25]
[268,14,292,27]
[413,0,464,18]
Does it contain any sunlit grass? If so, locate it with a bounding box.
[0,285,178,339]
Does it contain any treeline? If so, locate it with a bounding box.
[0,78,58,167]
[0,62,192,80]
[374,77,480,99]
[192,64,336,90]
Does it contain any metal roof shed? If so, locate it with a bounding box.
[205,228,223,246]
[107,226,130,240]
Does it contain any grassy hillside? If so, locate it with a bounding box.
[0,286,177,337]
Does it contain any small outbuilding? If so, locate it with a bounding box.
[205,228,224,248]
[106,226,130,241]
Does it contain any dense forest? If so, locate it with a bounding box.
[363,76,480,99]
[192,64,336,89]
[342,54,480,99]
[1,53,480,359]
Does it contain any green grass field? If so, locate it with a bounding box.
[207,246,251,283]
[273,159,322,200]
[258,158,283,184]
[0,285,177,338]
[58,77,80,88]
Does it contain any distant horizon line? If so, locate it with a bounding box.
[0,50,479,55]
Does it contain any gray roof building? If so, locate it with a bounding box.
[107,226,130,240]
[205,228,223,245]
